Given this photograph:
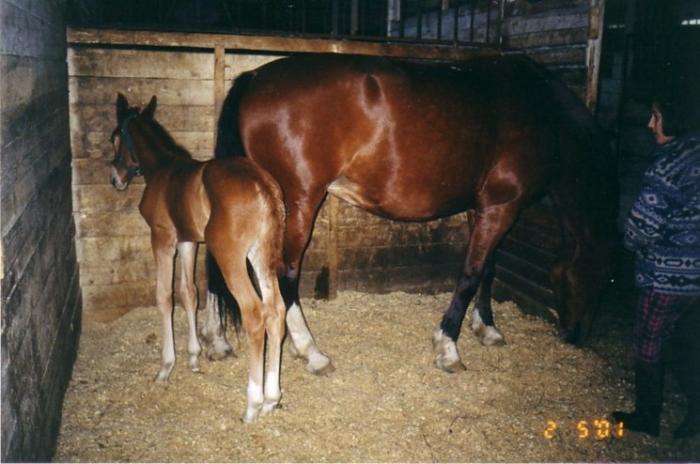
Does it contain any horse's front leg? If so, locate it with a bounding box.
[282,192,334,375]
[433,202,520,372]
[471,257,506,346]
[177,242,202,372]
[153,237,177,383]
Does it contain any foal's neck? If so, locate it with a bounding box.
[132,119,194,180]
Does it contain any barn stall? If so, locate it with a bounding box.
[2,0,699,461]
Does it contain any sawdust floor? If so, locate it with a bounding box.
[55,292,699,462]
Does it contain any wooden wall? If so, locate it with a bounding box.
[1,0,82,460]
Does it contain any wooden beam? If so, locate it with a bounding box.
[67,27,500,61]
[585,0,606,110]
[214,45,226,114]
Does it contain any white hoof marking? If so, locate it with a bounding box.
[432,328,465,372]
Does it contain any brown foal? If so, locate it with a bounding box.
[109,93,286,422]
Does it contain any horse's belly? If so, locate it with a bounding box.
[327,175,469,221]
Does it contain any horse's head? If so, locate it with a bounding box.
[109,93,157,190]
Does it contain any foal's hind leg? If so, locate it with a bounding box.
[248,245,286,414]
[433,201,521,372]
[200,291,235,360]
[153,238,177,383]
[177,242,202,372]
[471,257,506,346]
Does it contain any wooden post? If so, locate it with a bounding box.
[214,45,226,116]
[585,0,606,111]
[327,195,339,299]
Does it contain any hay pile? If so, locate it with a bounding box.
[55,292,699,461]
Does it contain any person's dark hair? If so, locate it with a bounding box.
[651,89,689,137]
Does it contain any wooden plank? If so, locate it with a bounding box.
[67,48,214,79]
[505,10,588,36]
[69,103,214,133]
[224,54,284,81]
[69,76,214,106]
[504,27,587,49]
[76,236,152,263]
[1,55,68,112]
[214,45,225,115]
[67,28,501,61]
[79,259,154,286]
[74,210,149,238]
[73,184,145,212]
[585,0,605,110]
[71,130,213,161]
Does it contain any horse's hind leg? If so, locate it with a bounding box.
[200,291,235,360]
[471,257,506,346]
[433,201,521,372]
[153,238,177,383]
[177,242,202,372]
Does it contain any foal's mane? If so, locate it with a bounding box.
[137,115,193,163]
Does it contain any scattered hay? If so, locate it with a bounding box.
[55,292,699,462]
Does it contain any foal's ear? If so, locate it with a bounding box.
[116,93,129,122]
[141,96,157,119]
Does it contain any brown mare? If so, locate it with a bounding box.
[214,54,618,374]
[110,93,287,422]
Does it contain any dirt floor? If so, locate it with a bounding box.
[55,291,699,462]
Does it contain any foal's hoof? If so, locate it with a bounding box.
[154,364,173,384]
[206,345,235,361]
[261,400,282,416]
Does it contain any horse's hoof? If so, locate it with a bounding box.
[432,328,464,373]
[436,359,467,373]
[476,325,506,346]
[307,357,335,376]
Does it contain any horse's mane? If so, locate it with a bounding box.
[141,117,193,162]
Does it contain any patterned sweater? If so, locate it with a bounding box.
[624,132,700,295]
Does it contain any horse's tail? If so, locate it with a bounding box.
[214,71,254,159]
[206,251,241,332]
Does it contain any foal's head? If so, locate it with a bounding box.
[109,93,157,190]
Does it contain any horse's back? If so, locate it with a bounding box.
[237,54,568,220]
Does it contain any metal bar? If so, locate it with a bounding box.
[437,0,447,41]
[453,0,459,44]
[497,0,504,46]
[469,0,475,42]
[400,0,405,38]
[332,0,340,36]
[486,0,491,43]
[351,0,359,35]
[417,0,423,40]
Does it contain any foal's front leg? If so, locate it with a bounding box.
[177,242,202,372]
[153,239,177,383]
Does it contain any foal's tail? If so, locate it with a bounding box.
[215,71,255,159]
[206,252,242,331]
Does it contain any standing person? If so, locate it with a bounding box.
[613,92,700,439]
